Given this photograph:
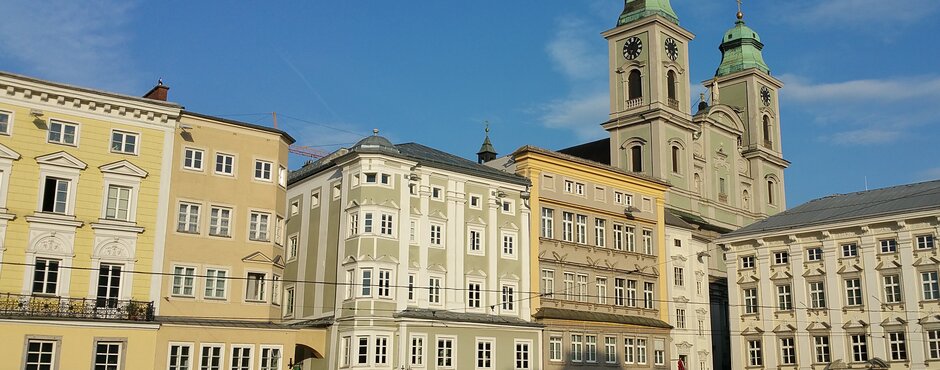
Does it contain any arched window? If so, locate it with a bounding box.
[767,179,776,205]
[628,70,643,100]
[742,190,750,211]
[671,145,680,174]
[667,70,677,101]
[693,173,702,193]
[763,116,772,147]
[630,145,643,172]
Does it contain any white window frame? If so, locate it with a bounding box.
[809,281,826,309]
[467,279,484,311]
[259,345,283,370]
[199,343,224,370]
[177,202,201,234]
[595,218,606,247]
[47,119,79,146]
[747,339,762,367]
[549,336,562,362]
[500,282,518,313]
[575,214,587,244]
[103,184,133,221]
[777,284,793,311]
[410,334,426,368]
[570,334,583,363]
[245,272,267,302]
[110,130,139,155]
[888,331,907,361]
[230,345,253,370]
[40,176,72,215]
[204,268,228,300]
[168,342,194,370]
[883,274,902,303]
[514,340,532,370]
[287,233,299,261]
[430,222,444,247]
[469,194,482,210]
[183,147,204,171]
[562,212,573,242]
[585,334,598,363]
[813,336,830,364]
[780,337,796,365]
[254,160,273,182]
[475,338,494,370]
[845,278,863,306]
[541,208,554,239]
[0,109,11,135]
[807,247,822,261]
[922,270,940,301]
[32,257,61,295]
[208,206,232,237]
[248,211,271,242]
[604,336,617,364]
[501,199,514,215]
[467,226,484,255]
[917,234,935,250]
[541,269,554,297]
[172,265,196,297]
[927,329,940,360]
[428,275,443,306]
[501,231,517,259]
[436,336,455,369]
[773,251,789,265]
[214,153,235,176]
[842,243,858,258]
[741,255,755,269]
[743,287,758,314]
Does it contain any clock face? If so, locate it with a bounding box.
[760,86,772,106]
[623,37,642,60]
[665,38,679,61]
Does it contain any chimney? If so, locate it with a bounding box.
[143,78,169,101]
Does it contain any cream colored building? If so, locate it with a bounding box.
[718,180,940,370]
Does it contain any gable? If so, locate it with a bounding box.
[99,160,148,178]
[36,151,87,170]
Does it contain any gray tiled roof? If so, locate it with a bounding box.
[394,308,544,328]
[533,307,672,329]
[723,179,940,238]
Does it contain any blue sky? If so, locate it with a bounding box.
[1,0,938,207]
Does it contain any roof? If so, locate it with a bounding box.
[716,19,770,77]
[0,70,181,108]
[155,317,296,329]
[533,307,672,329]
[723,179,940,239]
[558,138,611,165]
[288,140,529,187]
[182,110,295,144]
[530,143,670,187]
[617,0,679,26]
[664,208,696,229]
[394,308,544,328]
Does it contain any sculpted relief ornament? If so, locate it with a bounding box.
[32,236,65,254]
[97,241,130,259]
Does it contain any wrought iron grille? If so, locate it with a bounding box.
[0,293,154,321]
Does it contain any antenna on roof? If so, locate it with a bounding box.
[864,176,869,191]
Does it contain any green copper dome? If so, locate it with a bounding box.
[617,0,679,26]
[715,18,770,77]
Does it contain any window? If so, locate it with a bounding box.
[501,285,515,311]
[287,235,298,260]
[747,340,762,366]
[200,344,223,370]
[604,337,617,363]
[377,269,392,298]
[360,268,373,297]
[214,153,234,175]
[842,243,858,258]
[698,320,705,336]
[476,339,493,369]
[32,258,60,295]
[468,228,483,253]
[807,247,822,261]
[671,145,680,173]
[773,251,789,265]
[741,255,755,269]
[628,69,642,100]
[541,208,553,238]
[249,212,270,241]
[168,344,192,370]
[374,336,389,365]
[624,338,635,364]
[630,145,643,172]
[514,341,530,369]
[0,110,9,134]
[777,284,792,311]
[254,160,273,181]
[260,346,282,370]
[407,274,416,302]
[883,275,902,303]
[653,340,665,365]
[850,334,868,362]
[110,130,138,154]
[246,272,266,301]
[562,212,573,242]
[410,335,424,367]
[430,223,443,246]
[549,336,562,362]
[585,335,597,363]
[541,270,554,296]
[177,203,200,233]
[284,287,295,316]
[674,267,684,287]
[643,282,654,309]
[310,190,320,208]
[204,269,227,299]
[576,274,588,302]
[356,337,368,365]
[231,346,252,370]
[570,334,583,362]
[172,266,195,297]
[501,200,514,214]
[917,235,935,249]
[184,148,204,170]
[344,270,354,299]
[575,214,587,244]
[564,180,574,193]
[363,172,377,184]
[777,337,796,365]
[928,330,940,359]
[642,229,653,254]
[468,282,482,309]
[845,278,863,306]
[636,338,647,364]
[428,276,442,305]
[436,337,454,368]
[888,332,907,361]
[767,179,776,205]
[502,233,515,257]
[469,195,481,209]
[743,287,758,314]
[809,281,826,309]
[614,278,625,306]
[613,224,624,250]
[362,213,373,233]
[626,280,637,307]
[880,239,898,253]
[102,185,133,221]
[625,226,636,252]
[380,213,393,236]
[431,187,443,200]
[271,275,281,305]
[48,120,77,145]
[595,219,606,247]
[924,271,940,300]
[614,191,624,204]
[596,277,608,305]
[41,177,70,214]
[208,207,231,237]
[676,308,686,328]
[813,336,830,363]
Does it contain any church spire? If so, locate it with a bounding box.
[715,1,771,77]
[617,0,679,26]
[476,122,497,164]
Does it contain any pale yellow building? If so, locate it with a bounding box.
[0,71,179,370]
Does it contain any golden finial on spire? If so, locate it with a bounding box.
[736,0,744,20]
[484,120,490,135]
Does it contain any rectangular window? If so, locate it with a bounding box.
[541,208,554,238]
[676,308,686,328]
[363,172,377,184]
[809,281,826,309]
[246,272,266,301]
[214,153,234,175]
[430,224,443,246]
[595,219,606,247]
[374,336,389,365]
[208,207,231,237]
[502,233,515,257]
[842,243,858,257]
[923,271,940,300]
[199,344,223,370]
[741,255,755,269]
[624,337,634,364]
[231,346,252,370]
[476,339,493,369]
[172,266,195,297]
[284,286,295,316]
[541,270,554,297]
[880,238,898,253]
[349,214,360,235]
[626,279,637,307]
[643,282,654,309]
[177,203,200,233]
[643,229,653,254]
[0,110,9,134]
[549,336,562,362]
[105,185,132,221]
[469,195,481,208]
[310,190,320,208]
[501,285,515,311]
[48,120,77,145]
[562,212,573,242]
[653,341,664,366]
[431,187,443,200]
[851,334,868,362]
[94,341,122,370]
[625,226,636,252]
[743,287,758,314]
[287,235,298,260]
[344,270,354,299]
[356,337,368,365]
[777,284,793,311]
[917,235,935,249]
[469,229,482,253]
[614,278,625,306]
[928,330,940,360]
[564,180,573,193]
[410,335,424,367]
[613,224,624,250]
[249,212,270,241]
[436,337,454,368]
[845,278,863,306]
[564,273,574,300]
[883,275,902,303]
[168,344,192,370]
[41,177,70,214]
[468,282,482,308]
[576,274,588,302]
[204,269,227,299]
[360,268,373,297]
[807,247,823,261]
[780,337,796,365]
[514,341,530,369]
[773,251,789,265]
[747,340,762,366]
[32,258,60,295]
[888,332,907,361]
[604,337,617,363]
[428,276,442,305]
[596,277,608,305]
[377,269,392,298]
[585,335,597,363]
[570,334,583,362]
[260,346,282,370]
[380,213,393,236]
[363,213,373,233]
[184,148,204,170]
[636,339,647,364]
[575,214,587,244]
[254,161,273,181]
[407,273,416,302]
[674,267,684,287]
[575,182,585,195]
[813,336,830,364]
[110,130,138,154]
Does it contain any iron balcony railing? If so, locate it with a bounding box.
[0,293,154,321]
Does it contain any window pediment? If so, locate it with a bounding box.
[0,143,21,161]
[99,160,148,178]
[36,151,87,170]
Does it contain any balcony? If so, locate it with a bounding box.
[625,97,643,110]
[0,293,154,321]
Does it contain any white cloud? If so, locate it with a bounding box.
[0,0,138,92]
[789,0,939,25]
[546,17,606,81]
[918,167,940,181]
[820,128,901,145]
[538,91,609,140]
[780,74,940,103]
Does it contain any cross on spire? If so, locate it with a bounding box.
[736,0,744,20]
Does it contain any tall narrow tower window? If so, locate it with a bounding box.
[767,179,776,205]
[762,116,773,147]
[671,146,680,174]
[628,70,643,100]
[630,145,643,172]
[667,70,677,101]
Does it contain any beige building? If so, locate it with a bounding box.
[718,180,940,370]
